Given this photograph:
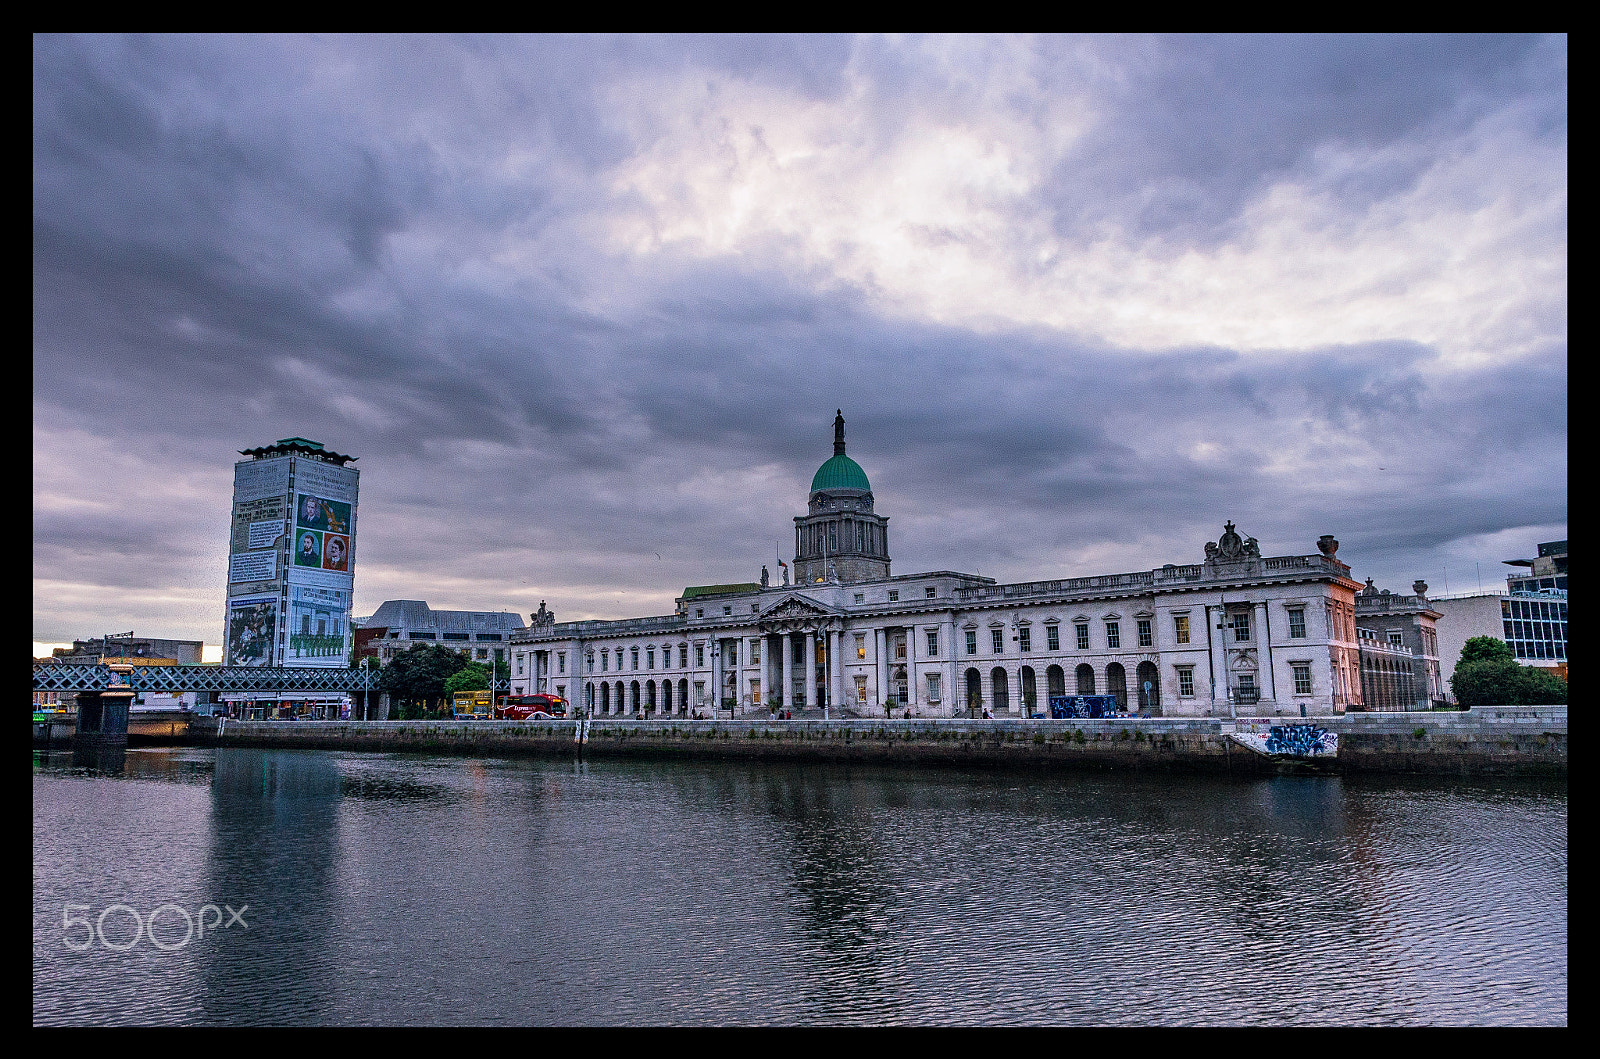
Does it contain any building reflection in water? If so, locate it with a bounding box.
[199,749,342,1025]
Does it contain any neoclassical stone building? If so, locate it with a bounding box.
[510,413,1367,718]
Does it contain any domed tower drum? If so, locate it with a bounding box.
[793,411,890,585]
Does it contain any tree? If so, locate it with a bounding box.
[444,661,491,695]
[1459,636,1516,667]
[378,644,471,718]
[1451,653,1567,707]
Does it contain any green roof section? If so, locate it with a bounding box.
[811,453,870,492]
[681,583,762,599]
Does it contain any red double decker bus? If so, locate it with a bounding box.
[494,694,567,720]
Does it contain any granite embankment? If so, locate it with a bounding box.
[196,707,1566,776]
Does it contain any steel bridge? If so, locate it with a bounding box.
[32,664,507,694]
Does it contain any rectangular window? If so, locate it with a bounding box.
[696,609,703,618]
[888,590,899,602]
[1106,622,1120,649]
[517,655,526,675]
[1047,625,1060,652]
[695,644,704,667]
[728,643,738,666]
[927,630,939,656]
[1137,619,1152,647]
[751,679,761,705]
[854,593,864,605]
[1287,607,1306,638]
[926,586,937,598]
[856,676,868,702]
[1387,631,1405,648]
[856,633,866,659]
[1174,614,1190,644]
[558,652,566,674]
[895,637,907,660]
[1231,612,1251,642]
[991,628,1004,653]
[750,639,761,663]
[965,629,978,655]
[1019,627,1032,653]
[600,652,608,672]
[679,645,688,668]
[723,605,732,616]
[927,674,941,702]
[647,649,655,669]
[1076,624,1090,650]
[1177,666,1195,697]
[1293,664,1313,695]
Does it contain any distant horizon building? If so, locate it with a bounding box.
[222,438,359,713]
[354,600,525,670]
[1429,539,1568,693]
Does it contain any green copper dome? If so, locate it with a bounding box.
[811,453,871,492]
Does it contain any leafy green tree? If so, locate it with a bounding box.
[378,644,471,718]
[1459,636,1516,666]
[445,661,491,695]
[1452,653,1567,707]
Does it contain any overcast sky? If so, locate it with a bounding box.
[34,34,1567,655]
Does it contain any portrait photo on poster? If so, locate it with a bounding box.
[322,534,349,571]
[294,529,322,568]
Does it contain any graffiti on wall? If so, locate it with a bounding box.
[1232,722,1339,757]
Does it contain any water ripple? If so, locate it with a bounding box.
[34,750,1565,1026]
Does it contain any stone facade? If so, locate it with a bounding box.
[1353,578,1446,710]
[510,415,1367,720]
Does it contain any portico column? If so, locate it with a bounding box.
[712,637,723,716]
[765,633,776,711]
[1208,604,1229,715]
[875,627,887,709]
[804,629,817,710]
[1253,601,1276,703]
[781,631,793,710]
[906,624,918,712]
[944,613,958,717]
[828,626,842,716]
[569,638,581,712]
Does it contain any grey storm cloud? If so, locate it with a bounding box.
[33,34,1565,647]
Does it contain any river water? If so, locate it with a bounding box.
[32,746,1565,1026]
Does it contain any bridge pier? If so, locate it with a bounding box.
[73,688,133,750]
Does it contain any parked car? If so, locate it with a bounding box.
[494,694,567,720]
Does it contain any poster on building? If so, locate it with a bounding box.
[226,595,278,667]
[286,585,350,666]
[228,551,277,584]
[247,519,285,549]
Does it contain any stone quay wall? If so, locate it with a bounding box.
[197,707,1566,776]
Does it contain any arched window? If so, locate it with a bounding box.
[1076,664,1096,695]
[1020,666,1037,713]
[991,667,1010,712]
[965,668,982,713]
[1137,661,1160,711]
[1107,662,1127,709]
[1047,664,1065,699]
